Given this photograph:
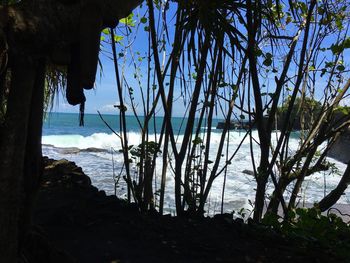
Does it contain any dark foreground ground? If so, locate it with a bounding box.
[27,158,346,263]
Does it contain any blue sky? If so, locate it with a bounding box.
[53,2,350,117]
[53,4,189,117]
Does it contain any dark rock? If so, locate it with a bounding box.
[33,157,345,263]
[97,190,106,197]
[242,169,255,176]
[42,158,92,188]
[21,228,76,263]
[235,218,245,225]
[328,128,350,163]
[216,121,254,130]
[57,147,81,154]
[81,147,108,153]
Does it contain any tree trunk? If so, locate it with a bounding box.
[143,159,154,211]
[19,61,45,248]
[253,163,269,222]
[267,177,291,215]
[0,2,143,260]
[0,58,36,263]
[174,162,183,215]
[253,135,270,222]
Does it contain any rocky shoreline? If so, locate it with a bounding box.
[30,157,347,262]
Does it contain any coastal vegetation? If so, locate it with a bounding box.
[0,0,350,262]
[101,0,350,220]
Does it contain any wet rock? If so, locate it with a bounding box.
[81,147,108,153]
[42,158,92,188]
[242,169,254,176]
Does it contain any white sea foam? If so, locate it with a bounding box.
[42,130,349,215]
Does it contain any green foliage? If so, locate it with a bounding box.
[120,13,136,27]
[101,28,124,44]
[279,96,322,112]
[262,52,273,67]
[114,35,124,43]
[262,208,350,259]
[96,0,350,219]
[277,96,322,125]
[330,37,350,55]
[334,106,350,116]
[192,137,203,145]
[140,17,147,24]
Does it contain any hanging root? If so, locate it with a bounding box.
[79,102,85,126]
[66,43,85,106]
[80,2,102,90]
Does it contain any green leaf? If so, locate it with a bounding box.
[102,28,110,35]
[192,137,203,145]
[330,44,343,55]
[335,17,343,30]
[317,6,325,15]
[255,48,263,57]
[285,15,292,25]
[330,37,350,55]
[230,84,238,92]
[337,65,345,71]
[153,0,160,9]
[140,17,148,24]
[263,58,272,67]
[325,61,335,68]
[114,35,124,43]
[263,53,273,67]
[120,13,136,27]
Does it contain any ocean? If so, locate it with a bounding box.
[42,112,349,216]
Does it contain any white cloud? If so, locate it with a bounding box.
[100,104,116,112]
[99,102,134,114]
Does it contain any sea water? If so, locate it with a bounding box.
[43,112,349,215]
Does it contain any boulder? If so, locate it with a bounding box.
[328,129,350,164]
